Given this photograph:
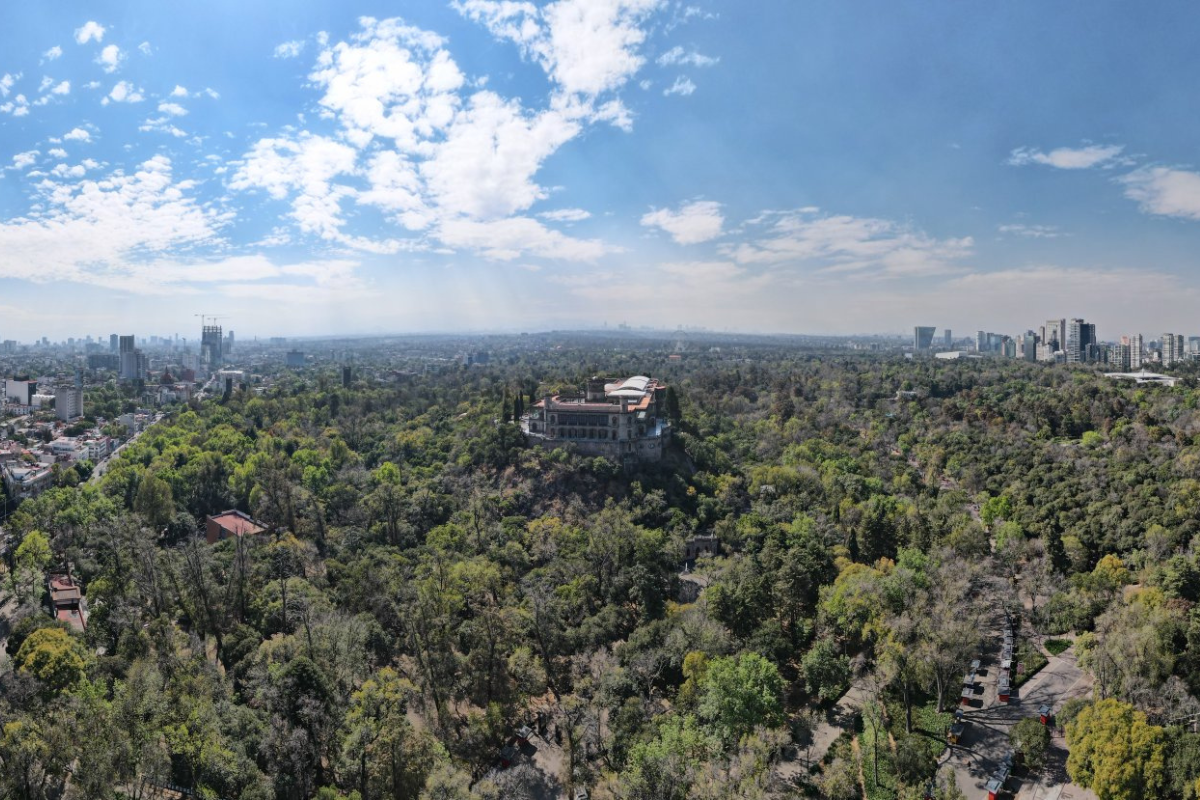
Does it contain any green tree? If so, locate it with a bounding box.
[801,637,850,703]
[1066,698,1166,800]
[12,529,52,604]
[697,652,785,746]
[665,386,682,425]
[1010,717,1050,771]
[14,627,88,697]
[134,473,176,529]
[342,667,444,799]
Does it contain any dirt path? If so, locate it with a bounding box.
[773,681,868,787]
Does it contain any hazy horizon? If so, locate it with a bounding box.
[3,2,1200,340]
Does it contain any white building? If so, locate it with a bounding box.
[56,386,83,421]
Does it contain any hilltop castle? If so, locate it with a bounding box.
[522,375,672,463]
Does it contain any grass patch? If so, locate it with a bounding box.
[885,697,953,761]
[1045,638,1072,656]
[1014,640,1049,689]
[859,719,898,800]
[911,702,953,760]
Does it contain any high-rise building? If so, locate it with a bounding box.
[914,326,936,351]
[202,325,224,367]
[109,333,118,353]
[1018,331,1038,361]
[943,329,952,348]
[1162,333,1186,367]
[1043,319,1065,353]
[1066,319,1096,363]
[118,334,143,381]
[56,386,83,421]
[1111,343,1131,371]
[1130,334,1144,370]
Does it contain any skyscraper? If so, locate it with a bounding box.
[1066,319,1096,363]
[914,326,936,351]
[202,325,224,367]
[118,335,143,381]
[943,329,952,348]
[1045,319,1066,353]
[1162,333,1186,367]
[1130,334,1144,369]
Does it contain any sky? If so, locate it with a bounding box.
[3,1,1200,341]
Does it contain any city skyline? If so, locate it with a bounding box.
[4,2,1200,338]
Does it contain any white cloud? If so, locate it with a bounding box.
[309,17,464,149]
[725,208,972,278]
[421,91,580,219]
[62,127,91,142]
[232,16,623,263]
[139,117,188,138]
[641,199,723,244]
[1008,143,1125,169]
[656,45,718,67]
[274,40,305,58]
[454,0,663,124]
[51,81,70,95]
[539,207,591,222]
[48,148,67,158]
[138,41,152,56]
[51,163,87,179]
[0,155,231,290]
[43,46,63,61]
[157,101,187,116]
[0,74,16,97]
[74,21,106,45]
[170,85,189,98]
[12,151,39,170]
[997,223,1061,238]
[107,81,143,103]
[662,75,696,96]
[1120,167,1200,221]
[97,44,123,73]
[437,216,608,261]
[230,134,360,240]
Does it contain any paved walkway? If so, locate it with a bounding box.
[941,639,1095,800]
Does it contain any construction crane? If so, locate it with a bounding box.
[193,314,228,327]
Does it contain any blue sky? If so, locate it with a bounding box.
[3,1,1200,341]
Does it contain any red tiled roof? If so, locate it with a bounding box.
[210,511,265,536]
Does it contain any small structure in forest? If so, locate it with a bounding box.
[48,572,87,632]
[683,534,719,566]
[205,509,265,544]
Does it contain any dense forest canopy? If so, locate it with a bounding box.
[4,339,1200,800]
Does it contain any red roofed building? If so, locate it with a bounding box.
[48,573,87,632]
[206,509,266,544]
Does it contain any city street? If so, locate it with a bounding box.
[89,412,163,483]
